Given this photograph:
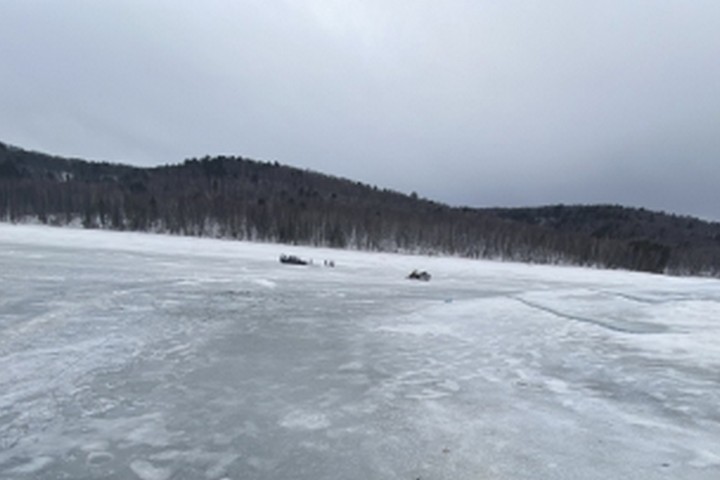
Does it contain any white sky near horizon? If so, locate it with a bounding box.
[1,1,719,219]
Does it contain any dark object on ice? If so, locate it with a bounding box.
[323,259,335,267]
[408,270,431,281]
[279,254,308,266]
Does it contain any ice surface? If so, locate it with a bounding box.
[1,223,719,479]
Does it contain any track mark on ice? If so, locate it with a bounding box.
[511,296,667,334]
[595,290,660,304]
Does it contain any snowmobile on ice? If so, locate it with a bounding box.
[407,270,431,281]
[279,254,309,266]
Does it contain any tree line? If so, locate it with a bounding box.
[2,141,720,276]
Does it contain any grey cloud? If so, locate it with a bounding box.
[1,0,719,218]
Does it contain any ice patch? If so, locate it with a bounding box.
[130,459,172,480]
[86,451,114,466]
[163,343,193,357]
[544,378,571,395]
[337,361,364,372]
[9,456,53,474]
[123,414,172,447]
[689,449,720,468]
[80,440,110,452]
[299,440,331,452]
[253,279,277,288]
[205,453,240,479]
[279,410,330,430]
[437,379,460,392]
[405,389,451,400]
[376,322,456,337]
[403,379,460,400]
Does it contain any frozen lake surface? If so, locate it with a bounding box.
[1,224,720,479]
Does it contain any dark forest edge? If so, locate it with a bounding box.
[2,141,720,277]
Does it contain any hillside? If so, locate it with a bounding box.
[492,205,720,248]
[1,141,719,276]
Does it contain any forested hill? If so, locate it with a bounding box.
[2,141,720,276]
[491,205,720,250]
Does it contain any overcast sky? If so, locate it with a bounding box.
[1,1,719,219]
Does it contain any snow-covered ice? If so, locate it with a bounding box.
[1,223,719,479]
